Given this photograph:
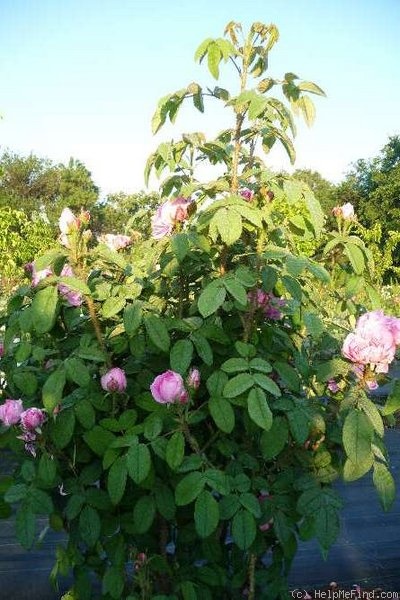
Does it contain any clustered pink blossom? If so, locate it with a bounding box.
[101,233,132,251]
[342,310,400,388]
[0,399,46,457]
[239,188,254,202]
[248,288,286,320]
[150,370,188,404]
[58,264,83,307]
[151,197,191,240]
[101,367,127,393]
[332,202,355,220]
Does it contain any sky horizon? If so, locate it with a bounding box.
[1,0,399,199]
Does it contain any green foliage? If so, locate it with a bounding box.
[0,20,394,600]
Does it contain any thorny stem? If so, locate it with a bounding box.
[248,553,257,600]
[231,47,249,194]
[85,295,112,368]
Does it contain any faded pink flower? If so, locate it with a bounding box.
[240,188,253,202]
[327,379,340,393]
[150,370,187,404]
[58,264,83,307]
[151,197,191,239]
[20,407,46,431]
[17,430,37,457]
[248,289,269,308]
[102,234,132,251]
[264,294,286,321]
[332,203,355,220]
[31,265,53,287]
[187,367,201,390]
[259,518,273,532]
[342,332,395,374]
[59,207,78,234]
[101,367,127,393]
[0,399,23,426]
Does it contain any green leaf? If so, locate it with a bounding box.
[101,297,126,318]
[194,490,219,538]
[12,372,38,396]
[198,280,226,318]
[28,488,53,514]
[343,456,373,482]
[50,408,75,449]
[303,313,324,340]
[107,457,128,505]
[194,37,212,62]
[239,493,261,518]
[247,388,273,431]
[344,243,365,275]
[281,275,302,301]
[171,233,190,262]
[343,410,373,464]
[103,566,125,600]
[155,484,176,521]
[223,373,254,398]
[126,443,151,484]
[273,362,300,392]
[207,41,222,79]
[170,339,194,375]
[358,396,384,437]
[191,332,213,366]
[31,285,58,333]
[209,397,235,433]
[79,506,101,547]
[75,399,96,430]
[145,315,170,352]
[232,509,256,550]
[298,81,326,96]
[4,483,28,503]
[38,454,57,486]
[175,471,205,506]
[143,413,163,440]
[166,432,185,471]
[16,505,35,549]
[221,358,249,373]
[249,357,272,373]
[223,277,247,305]
[42,366,66,412]
[252,373,281,397]
[211,208,242,245]
[133,495,156,533]
[373,462,396,511]
[65,357,91,387]
[287,405,311,444]
[123,303,142,337]
[203,469,230,495]
[84,426,116,456]
[260,416,289,459]
[297,487,342,551]
[382,380,400,415]
[219,494,240,520]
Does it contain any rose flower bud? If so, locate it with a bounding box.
[101,367,127,393]
[150,370,187,404]
[187,367,201,390]
[20,407,46,431]
[0,399,24,427]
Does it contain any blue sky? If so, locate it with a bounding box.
[1,0,399,197]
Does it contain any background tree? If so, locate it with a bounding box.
[292,168,338,214]
[91,190,160,237]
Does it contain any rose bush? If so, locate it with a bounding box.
[0,21,399,600]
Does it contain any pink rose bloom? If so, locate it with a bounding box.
[102,234,132,251]
[150,370,187,404]
[20,408,46,431]
[264,294,286,321]
[0,399,24,426]
[342,331,395,373]
[58,264,83,306]
[248,289,268,308]
[386,315,400,346]
[151,197,191,239]
[59,207,78,234]
[341,202,355,219]
[187,367,200,390]
[101,367,127,392]
[240,188,253,202]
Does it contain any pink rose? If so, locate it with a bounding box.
[102,234,132,251]
[327,379,340,393]
[248,289,268,308]
[31,265,53,287]
[341,202,355,219]
[101,367,127,392]
[0,399,24,426]
[151,197,191,240]
[20,407,46,431]
[150,370,187,404]
[187,367,201,390]
[342,332,395,373]
[58,264,83,306]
